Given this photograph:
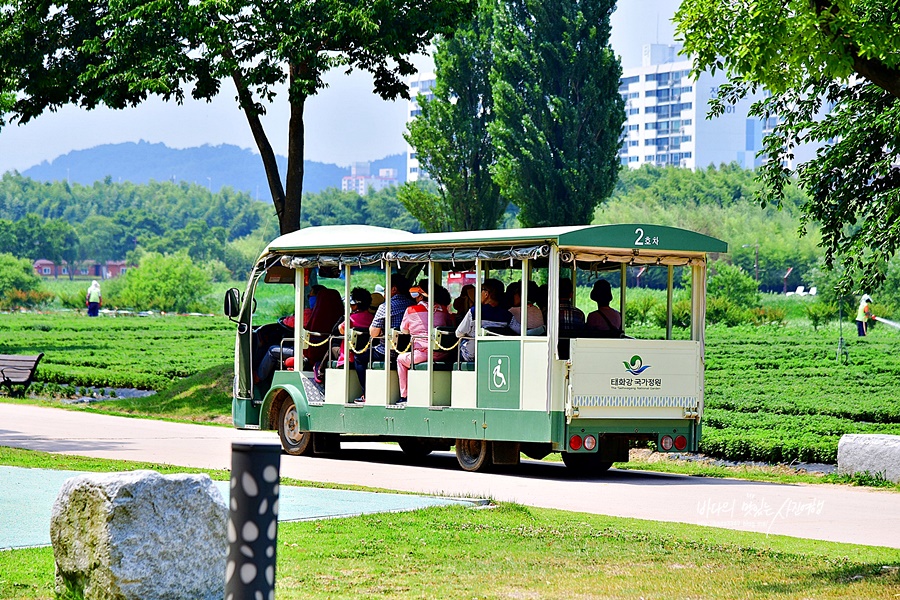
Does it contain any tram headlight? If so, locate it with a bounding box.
[660,435,674,451]
[583,435,597,451]
[674,435,688,451]
[569,435,583,451]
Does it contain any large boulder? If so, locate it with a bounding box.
[837,434,900,483]
[51,470,227,600]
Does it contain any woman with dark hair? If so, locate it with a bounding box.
[335,287,374,367]
[586,279,622,333]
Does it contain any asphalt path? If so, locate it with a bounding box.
[2,403,898,549]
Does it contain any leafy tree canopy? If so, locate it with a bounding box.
[0,252,41,295]
[675,0,900,293]
[490,0,625,226]
[401,0,506,232]
[0,0,474,234]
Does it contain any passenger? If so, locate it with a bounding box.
[256,287,341,385]
[335,287,375,367]
[354,273,414,404]
[586,279,622,334]
[396,284,454,403]
[507,281,545,335]
[455,278,513,362]
[369,290,385,316]
[452,284,476,326]
[558,278,585,330]
[303,284,325,324]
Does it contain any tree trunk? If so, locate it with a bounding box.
[283,65,307,235]
[230,69,289,233]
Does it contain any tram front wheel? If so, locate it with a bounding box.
[455,439,492,472]
[277,400,314,456]
[561,452,613,476]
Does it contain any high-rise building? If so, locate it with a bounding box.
[618,44,768,170]
[405,72,436,182]
[341,161,398,196]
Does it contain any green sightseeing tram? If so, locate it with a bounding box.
[224,224,727,473]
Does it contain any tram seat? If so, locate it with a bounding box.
[453,361,476,371]
[370,332,411,370]
[484,325,516,336]
[412,361,454,371]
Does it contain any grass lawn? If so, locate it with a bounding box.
[2,502,899,599]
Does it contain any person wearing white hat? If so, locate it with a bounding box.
[856,294,875,336]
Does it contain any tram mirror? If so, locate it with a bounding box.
[223,288,241,319]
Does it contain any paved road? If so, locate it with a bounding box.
[2,404,898,549]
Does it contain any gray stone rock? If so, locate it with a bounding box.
[837,434,900,483]
[51,470,227,600]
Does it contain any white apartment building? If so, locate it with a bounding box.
[341,162,399,196]
[618,44,769,170]
[405,72,436,182]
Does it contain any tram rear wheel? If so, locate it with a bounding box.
[455,439,492,472]
[277,400,314,456]
[398,438,434,460]
[561,452,613,476]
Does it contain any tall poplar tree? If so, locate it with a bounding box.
[400,0,506,233]
[490,0,625,227]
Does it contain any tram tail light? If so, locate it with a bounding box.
[569,435,583,451]
[660,435,674,451]
[674,435,688,451]
[583,435,597,451]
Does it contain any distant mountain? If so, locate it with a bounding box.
[21,141,407,196]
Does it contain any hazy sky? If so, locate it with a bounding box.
[0,0,680,174]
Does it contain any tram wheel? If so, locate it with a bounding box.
[455,439,492,472]
[277,400,313,456]
[561,452,613,477]
[398,438,433,460]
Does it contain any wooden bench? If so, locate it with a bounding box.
[0,353,44,394]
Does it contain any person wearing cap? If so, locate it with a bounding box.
[396,283,454,403]
[455,278,513,362]
[856,294,876,336]
[354,273,414,403]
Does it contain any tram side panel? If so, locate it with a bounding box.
[566,339,702,452]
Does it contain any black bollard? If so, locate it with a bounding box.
[225,442,281,600]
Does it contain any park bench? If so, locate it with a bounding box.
[0,353,44,395]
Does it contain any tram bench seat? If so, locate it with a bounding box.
[412,361,454,371]
[453,361,476,372]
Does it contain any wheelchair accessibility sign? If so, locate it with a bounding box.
[489,355,510,392]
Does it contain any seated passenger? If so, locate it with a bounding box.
[353,273,414,404]
[558,278,585,330]
[453,284,476,327]
[507,281,545,335]
[396,284,454,403]
[586,279,622,334]
[335,287,375,367]
[455,278,513,362]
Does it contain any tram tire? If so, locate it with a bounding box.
[455,439,492,472]
[277,400,314,456]
[561,452,613,476]
[398,438,433,460]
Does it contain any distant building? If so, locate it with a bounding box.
[405,72,436,182]
[341,162,399,196]
[617,44,771,170]
[33,259,130,279]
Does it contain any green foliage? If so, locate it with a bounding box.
[804,302,838,331]
[0,0,474,235]
[598,164,821,293]
[402,0,506,233]
[651,299,691,329]
[706,297,751,327]
[747,306,787,327]
[675,0,900,293]
[112,252,212,313]
[300,187,422,233]
[490,0,625,227]
[0,289,54,310]
[0,252,41,295]
[623,291,660,326]
[708,261,760,309]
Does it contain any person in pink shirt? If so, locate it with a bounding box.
[335,287,375,367]
[396,283,454,403]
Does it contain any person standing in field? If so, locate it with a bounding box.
[856,294,875,336]
[86,280,102,317]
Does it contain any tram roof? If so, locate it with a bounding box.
[264,224,727,256]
